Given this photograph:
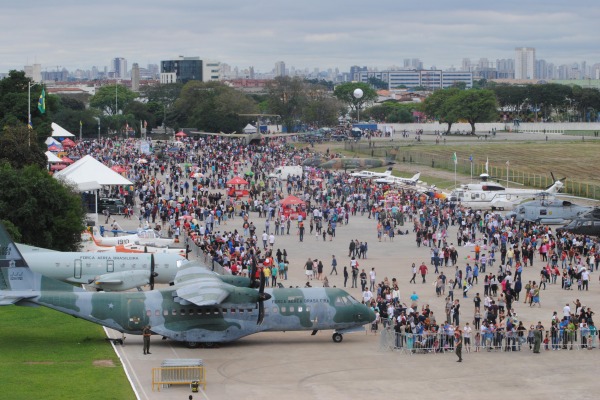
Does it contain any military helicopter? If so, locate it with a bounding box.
[510,197,592,225]
[557,208,600,236]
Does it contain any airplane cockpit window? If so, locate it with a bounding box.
[346,296,359,304]
[334,297,345,306]
[517,207,525,214]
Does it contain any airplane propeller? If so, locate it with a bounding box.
[256,270,271,325]
[149,254,158,290]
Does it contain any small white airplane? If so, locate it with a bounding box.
[350,167,393,179]
[92,228,175,248]
[374,172,421,185]
[16,243,189,291]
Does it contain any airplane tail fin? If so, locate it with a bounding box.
[384,167,393,176]
[411,172,421,182]
[0,223,38,302]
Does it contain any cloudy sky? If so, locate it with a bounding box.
[2,0,599,74]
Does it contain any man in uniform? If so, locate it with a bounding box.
[143,325,152,355]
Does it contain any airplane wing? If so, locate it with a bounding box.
[172,266,234,306]
[15,243,59,253]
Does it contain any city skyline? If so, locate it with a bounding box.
[2,1,599,75]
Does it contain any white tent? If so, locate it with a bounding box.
[54,155,133,191]
[45,151,63,163]
[45,137,62,146]
[51,122,75,137]
[243,124,257,134]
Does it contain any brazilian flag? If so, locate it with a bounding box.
[38,89,46,114]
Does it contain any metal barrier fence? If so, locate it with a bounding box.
[152,366,206,391]
[343,142,600,200]
[379,328,599,354]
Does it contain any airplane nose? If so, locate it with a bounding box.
[356,304,376,322]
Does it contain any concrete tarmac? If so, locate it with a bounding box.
[103,198,600,400]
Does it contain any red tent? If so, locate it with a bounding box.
[226,177,249,185]
[281,195,305,206]
[111,165,127,173]
[61,138,76,147]
[48,145,61,152]
[50,164,67,171]
[175,131,187,137]
[61,157,75,164]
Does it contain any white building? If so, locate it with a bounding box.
[24,63,42,83]
[514,47,535,79]
[203,60,221,81]
[275,61,286,77]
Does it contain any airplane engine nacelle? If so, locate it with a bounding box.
[91,270,151,291]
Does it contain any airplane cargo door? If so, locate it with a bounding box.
[74,259,82,279]
[126,298,147,330]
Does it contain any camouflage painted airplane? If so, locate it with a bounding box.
[0,224,375,347]
[315,158,395,170]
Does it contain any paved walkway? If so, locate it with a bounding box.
[104,197,600,400]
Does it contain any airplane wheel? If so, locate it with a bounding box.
[332,333,343,343]
[185,341,201,349]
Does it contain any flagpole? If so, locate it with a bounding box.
[79,121,82,142]
[28,82,33,146]
[506,161,509,188]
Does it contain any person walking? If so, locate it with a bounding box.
[343,266,349,287]
[454,330,463,362]
[409,263,417,284]
[330,255,338,275]
[143,325,152,355]
[419,261,428,284]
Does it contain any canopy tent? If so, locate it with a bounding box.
[226,177,249,185]
[54,155,133,191]
[45,137,61,146]
[243,124,257,134]
[111,165,127,173]
[61,138,76,147]
[51,122,75,137]
[175,131,187,137]
[61,157,75,164]
[280,195,305,206]
[45,151,63,163]
[47,144,62,152]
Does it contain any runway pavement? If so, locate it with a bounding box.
[103,199,600,400]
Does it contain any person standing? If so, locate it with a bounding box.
[143,325,152,355]
[330,255,338,275]
[533,323,543,353]
[419,261,428,284]
[454,330,463,362]
[369,268,376,291]
[343,266,349,287]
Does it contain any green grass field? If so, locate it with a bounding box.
[0,306,135,400]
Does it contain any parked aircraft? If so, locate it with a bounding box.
[449,174,564,210]
[510,198,592,225]
[350,167,393,179]
[92,228,175,248]
[557,208,600,236]
[16,243,188,291]
[0,225,375,347]
[374,172,421,185]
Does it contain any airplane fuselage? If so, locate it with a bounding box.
[24,278,374,344]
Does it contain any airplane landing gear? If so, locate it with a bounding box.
[332,333,343,343]
[185,341,201,349]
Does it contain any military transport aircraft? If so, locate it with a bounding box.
[0,225,375,347]
[16,243,187,291]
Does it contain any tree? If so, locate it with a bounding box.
[333,82,377,121]
[169,81,258,133]
[89,84,137,116]
[365,102,416,123]
[367,77,388,90]
[303,85,344,127]
[266,77,308,132]
[422,88,460,133]
[0,163,86,251]
[453,89,499,134]
[0,126,46,169]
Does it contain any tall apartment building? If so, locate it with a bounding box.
[514,47,535,79]
[274,61,286,77]
[496,59,515,79]
[24,63,42,83]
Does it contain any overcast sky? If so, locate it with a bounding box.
[2,0,599,74]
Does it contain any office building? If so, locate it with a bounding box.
[514,47,536,79]
[112,57,127,79]
[355,69,472,90]
[160,56,202,84]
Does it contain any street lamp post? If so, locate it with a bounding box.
[94,117,100,141]
[353,88,363,123]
